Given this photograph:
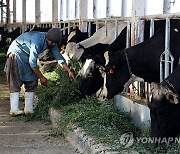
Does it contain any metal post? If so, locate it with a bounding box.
[68,22,70,34]
[160,18,174,81]
[115,20,118,38]
[105,20,107,36]
[126,20,131,48]
[164,18,170,78]
[150,19,154,37]
[88,21,91,37]
[52,0,58,22]
[35,0,40,25]
[63,22,66,35]
[22,0,26,33]
[6,0,10,24]
[96,20,99,32]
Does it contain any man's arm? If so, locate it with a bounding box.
[33,67,48,86]
[62,63,75,80]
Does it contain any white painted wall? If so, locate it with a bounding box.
[26,0,35,22]
[163,0,180,14]
[4,0,180,24]
[107,0,122,17]
[122,0,132,17]
[87,0,93,19]
[75,0,80,19]
[16,0,22,22]
[40,0,52,22]
[67,0,76,20]
[9,0,13,23]
[93,0,106,19]
[146,0,164,15]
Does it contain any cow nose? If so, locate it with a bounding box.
[102,96,107,101]
[107,93,114,100]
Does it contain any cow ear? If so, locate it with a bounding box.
[166,92,180,104]
[150,82,159,91]
[150,82,162,99]
[76,43,84,49]
[104,51,109,59]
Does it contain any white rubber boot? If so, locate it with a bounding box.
[10,92,24,116]
[24,92,34,115]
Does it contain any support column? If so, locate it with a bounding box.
[35,0,40,25]
[13,0,16,24]
[130,0,146,98]
[1,0,4,24]
[87,0,93,19]
[61,0,67,20]
[75,0,79,19]
[107,0,122,17]
[52,0,58,23]
[122,0,132,17]
[67,0,76,20]
[59,0,63,20]
[163,0,176,13]
[131,0,146,46]
[79,0,88,32]
[22,0,26,32]
[6,0,10,24]
[93,0,106,18]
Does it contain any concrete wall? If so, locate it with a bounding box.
[114,95,151,130]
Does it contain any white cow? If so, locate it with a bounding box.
[64,22,127,61]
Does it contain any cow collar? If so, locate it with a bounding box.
[123,49,133,77]
[163,78,178,94]
[123,49,139,93]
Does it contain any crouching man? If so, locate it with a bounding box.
[5,28,75,116]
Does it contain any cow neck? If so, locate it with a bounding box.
[163,78,178,94]
[123,49,133,77]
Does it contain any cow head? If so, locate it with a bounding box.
[103,50,131,99]
[151,82,180,105]
[67,31,76,43]
[65,42,84,60]
[149,82,180,139]
[79,59,104,97]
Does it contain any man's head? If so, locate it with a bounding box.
[46,28,62,46]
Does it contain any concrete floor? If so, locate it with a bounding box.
[0,73,78,154]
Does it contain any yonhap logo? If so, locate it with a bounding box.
[120,132,134,148]
[120,132,180,148]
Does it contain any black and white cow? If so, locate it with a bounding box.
[148,65,180,140]
[78,59,104,97]
[67,27,89,43]
[67,24,97,43]
[103,19,180,99]
[77,22,128,97]
[79,20,166,98]
[64,22,123,60]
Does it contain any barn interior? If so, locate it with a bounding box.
[1,0,180,153]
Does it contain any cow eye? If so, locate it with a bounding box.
[109,68,115,74]
[105,65,115,74]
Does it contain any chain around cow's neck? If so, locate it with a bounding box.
[163,78,178,94]
[124,49,133,77]
[123,49,138,93]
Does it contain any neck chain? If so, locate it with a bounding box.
[124,49,132,77]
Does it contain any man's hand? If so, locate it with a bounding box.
[62,63,75,81]
[68,71,75,81]
[33,66,48,86]
[40,76,48,86]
